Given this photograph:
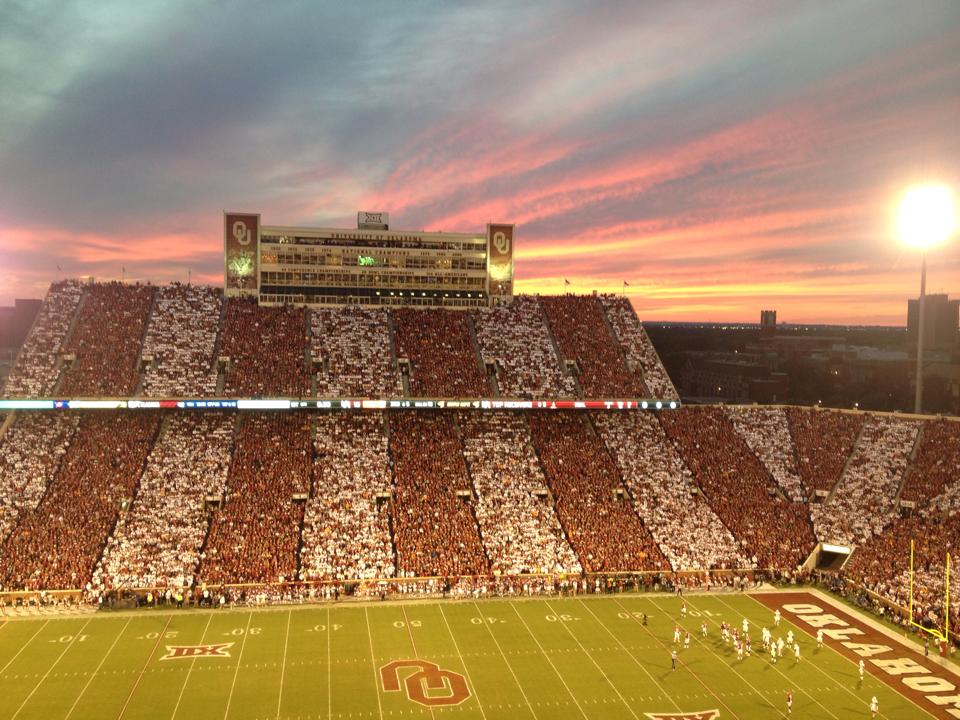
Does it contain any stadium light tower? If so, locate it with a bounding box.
[898,184,957,414]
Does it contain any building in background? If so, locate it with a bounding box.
[224,211,514,309]
[907,293,959,354]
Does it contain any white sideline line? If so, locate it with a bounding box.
[437,604,488,720]
[470,601,538,720]
[170,613,214,720]
[507,601,589,720]
[275,609,292,720]
[541,598,641,720]
[65,616,133,720]
[221,611,253,720]
[0,619,49,676]
[729,593,930,720]
[363,607,385,720]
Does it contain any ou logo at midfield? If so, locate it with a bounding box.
[233,220,252,246]
[380,659,471,707]
[492,230,510,256]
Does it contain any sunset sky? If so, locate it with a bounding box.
[1,1,958,324]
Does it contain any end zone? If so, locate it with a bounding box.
[752,591,959,719]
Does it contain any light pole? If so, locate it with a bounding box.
[897,185,956,414]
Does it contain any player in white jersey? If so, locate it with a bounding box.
[762,627,770,649]
[674,625,681,644]
[794,642,801,662]
[859,659,865,681]
[786,630,794,645]
[817,629,823,648]
[701,621,708,638]
[774,609,781,627]
[777,637,785,655]
[681,602,687,618]
[870,696,878,717]
[742,618,749,635]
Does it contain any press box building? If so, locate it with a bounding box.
[224,211,514,309]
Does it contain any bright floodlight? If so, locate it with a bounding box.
[898,185,957,249]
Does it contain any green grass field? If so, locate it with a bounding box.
[0,591,928,719]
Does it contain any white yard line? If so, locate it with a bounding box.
[671,594,843,720]
[577,599,683,713]
[221,611,253,720]
[326,607,332,720]
[731,593,930,720]
[363,607,385,720]
[540,598,641,720]
[470,601,539,720]
[0,619,50,676]
[507,601,590,720]
[12,617,94,719]
[65,617,133,720]
[117,615,173,720]
[274,609,292,720]
[400,604,437,720]
[170,613,214,720]
[437,603,489,720]
[605,596,742,719]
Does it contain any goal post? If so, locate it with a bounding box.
[909,538,951,643]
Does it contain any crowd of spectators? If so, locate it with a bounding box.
[727,406,806,502]
[199,414,311,585]
[594,412,748,571]
[93,414,235,590]
[4,280,84,397]
[786,407,864,494]
[392,309,491,398]
[528,412,668,572]
[311,308,402,398]
[459,413,581,575]
[389,412,490,577]
[899,419,960,510]
[598,295,678,400]
[0,414,79,542]
[845,512,960,637]
[812,416,920,547]
[659,407,816,569]
[472,297,576,399]
[540,296,646,398]
[59,283,156,397]
[219,299,310,397]
[0,412,159,591]
[301,414,396,580]
[140,284,222,397]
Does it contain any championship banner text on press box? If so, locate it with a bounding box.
[0,398,680,411]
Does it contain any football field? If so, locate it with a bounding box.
[0,590,945,719]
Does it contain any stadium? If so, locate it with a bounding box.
[0,212,958,720]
